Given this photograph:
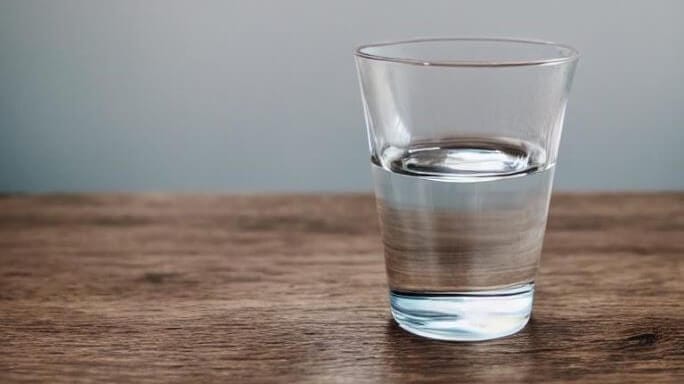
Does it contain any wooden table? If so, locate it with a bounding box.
[1,193,682,383]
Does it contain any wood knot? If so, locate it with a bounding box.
[623,333,658,348]
[142,272,180,284]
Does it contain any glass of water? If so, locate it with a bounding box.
[354,38,578,341]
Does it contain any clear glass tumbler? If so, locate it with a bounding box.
[354,38,579,341]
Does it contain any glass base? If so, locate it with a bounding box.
[389,283,534,341]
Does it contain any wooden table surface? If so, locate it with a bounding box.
[1,193,682,383]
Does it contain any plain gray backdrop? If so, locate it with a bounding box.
[0,0,682,192]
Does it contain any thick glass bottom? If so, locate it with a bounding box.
[389,283,534,341]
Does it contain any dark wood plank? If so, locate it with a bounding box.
[0,193,682,383]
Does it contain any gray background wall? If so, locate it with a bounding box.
[0,0,682,192]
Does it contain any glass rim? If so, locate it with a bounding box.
[354,37,580,68]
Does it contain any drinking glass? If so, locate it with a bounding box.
[354,38,579,341]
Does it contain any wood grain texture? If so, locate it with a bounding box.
[0,193,682,383]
